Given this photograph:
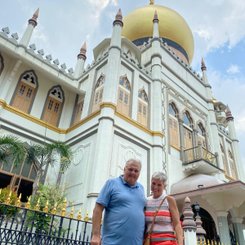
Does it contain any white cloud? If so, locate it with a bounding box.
[236,116,245,133]
[226,64,240,74]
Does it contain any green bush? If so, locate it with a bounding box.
[0,187,18,217]
[26,185,67,234]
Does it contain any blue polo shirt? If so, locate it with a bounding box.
[96,176,146,245]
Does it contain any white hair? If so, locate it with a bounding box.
[152,171,167,183]
[125,159,142,168]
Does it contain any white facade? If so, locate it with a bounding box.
[0,5,244,245]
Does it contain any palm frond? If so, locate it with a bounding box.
[0,136,26,166]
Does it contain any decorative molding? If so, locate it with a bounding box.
[1,99,164,138]
[115,110,164,138]
[0,99,100,134]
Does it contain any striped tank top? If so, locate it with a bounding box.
[145,194,176,243]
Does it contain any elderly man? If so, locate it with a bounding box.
[91,159,145,245]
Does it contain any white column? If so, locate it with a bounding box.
[86,107,115,212]
[232,218,245,245]
[217,212,231,245]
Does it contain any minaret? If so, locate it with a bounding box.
[19,9,39,47]
[102,8,123,103]
[150,10,164,173]
[74,42,87,78]
[153,10,159,38]
[203,59,224,173]
[201,58,209,84]
[86,9,123,212]
[226,106,245,181]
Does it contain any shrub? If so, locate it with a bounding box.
[0,187,18,217]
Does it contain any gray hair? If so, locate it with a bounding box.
[125,159,142,169]
[151,171,167,184]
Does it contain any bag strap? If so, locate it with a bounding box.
[148,195,167,235]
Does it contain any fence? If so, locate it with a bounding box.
[0,202,92,245]
[196,240,239,245]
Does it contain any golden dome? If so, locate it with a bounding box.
[122,4,194,63]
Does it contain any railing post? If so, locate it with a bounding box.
[182,196,197,245]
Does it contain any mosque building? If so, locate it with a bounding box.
[0,1,244,244]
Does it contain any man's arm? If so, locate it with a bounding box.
[91,203,104,245]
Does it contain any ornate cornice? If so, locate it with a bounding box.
[0,99,164,138]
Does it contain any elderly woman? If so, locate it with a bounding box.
[145,172,183,245]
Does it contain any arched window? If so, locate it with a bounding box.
[197,122,207,149]
[11,70,38,113]
[71,94,85,126]
[183,111,193,151]
[220,143,229,174]
[0,53,4,76]
[42,85,64,126]
[117,75,131,116]
[228,148,237,179]
[92,74,105,112]
[137,88,149,127]
[169,103,180,148]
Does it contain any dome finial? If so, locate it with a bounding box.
[150,0,154,5]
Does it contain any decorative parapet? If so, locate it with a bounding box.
[0,26,75,79]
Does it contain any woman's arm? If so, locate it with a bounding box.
[167,196,183,245]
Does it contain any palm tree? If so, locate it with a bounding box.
[26,141,72,195]
[0,135,72,196]
[0,136,26,167]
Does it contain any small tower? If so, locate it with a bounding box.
[103,8,123,103]
[153,10,159,38]
[201,58,209,85]
[182,197,197,245]
[86,9,124,212]
[225,106,245,181]
[74,42,87,78]
[19,9,39,47]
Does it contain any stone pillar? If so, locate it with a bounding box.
[182,197,197,245]
[232,218,245,245]
[217,212,231,245]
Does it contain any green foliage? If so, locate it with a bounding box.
[27,185,67,233]
[0,188,18,217]
[0,136,26,166]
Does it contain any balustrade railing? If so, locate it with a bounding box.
[183,145,217,167]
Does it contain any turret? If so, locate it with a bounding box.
[225,105,245,181]
[110,8,123,48]
[74,42,87,78]
[19,9,39,47]
[201,58,209,85]
[153,10,159,38]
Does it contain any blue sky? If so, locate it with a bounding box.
[1,0,245,169]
